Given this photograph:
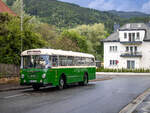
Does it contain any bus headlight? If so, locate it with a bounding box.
[42,74,46,79]
[21,74,24,78]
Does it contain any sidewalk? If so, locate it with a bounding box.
[0,83,31,92]
[133,92,150,113]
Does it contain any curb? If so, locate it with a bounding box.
[90,77,113,82]
[119,88,150,113]
[0,86,32,92]
[96,72,150,76]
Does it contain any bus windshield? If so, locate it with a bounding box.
[22,55,50,69]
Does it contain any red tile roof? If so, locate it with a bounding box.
[0,0,16,16]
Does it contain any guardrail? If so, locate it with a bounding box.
[0,63,20,78]
[120,52,142,57]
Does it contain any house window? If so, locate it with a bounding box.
[124,33,127,39]
[136,32,140,40]
[115,46,117,51]
[113,60,115,65]
[110,60,118,66]
[126,46,129,52]
[132,33,135,41]
[129,33,132,41]
[127,60,135,69]
[135,46,137,52]
[113,46,115,51]
[110,60,112,65]
[130,47,133,53]
[110,46,117,52]
[110,46,112,51]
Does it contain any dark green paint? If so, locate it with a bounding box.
[20,67,96,86]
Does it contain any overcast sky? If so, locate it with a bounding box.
[59,0,150,14]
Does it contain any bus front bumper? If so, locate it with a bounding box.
[20,83,53,87]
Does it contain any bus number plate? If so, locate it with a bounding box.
[30,80,37,83]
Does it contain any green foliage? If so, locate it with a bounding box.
[2,0,150,66]
[2,0,7,3]
[6,0,15,6]
[5,0,150,33]
[52,30,88,52]
[69,23,107,60]
[0,13,45,65]
[97,67,150,73]
[108,10,150,19]
[34,23,59,47]
[7,0,119,33]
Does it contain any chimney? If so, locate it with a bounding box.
[148,21,150,27]
[114,22,120,32]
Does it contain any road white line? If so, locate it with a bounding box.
[4,94,25,99]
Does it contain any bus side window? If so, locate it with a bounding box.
[77,57,82,66]
[85,58,90,66]
[73,57,79,66]
[59,56,67,66]
[67,56,74,66]
[52,56,58,67]
[91,58,95,66]
[81,57,86,66]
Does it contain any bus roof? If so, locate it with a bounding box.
[21,49,95,58]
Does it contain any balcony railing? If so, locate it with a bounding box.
[120,52,142,57]
[120,41,142,45]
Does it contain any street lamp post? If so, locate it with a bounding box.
[20,0,23,52]
[20,0,23,67]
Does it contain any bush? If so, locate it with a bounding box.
[96,67,150,73]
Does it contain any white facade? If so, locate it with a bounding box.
[104,23,150,69]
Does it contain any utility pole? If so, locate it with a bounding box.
[20,0,23,52]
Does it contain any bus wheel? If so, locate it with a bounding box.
[79,74,88,86]
[57,76,65,90]
[32,84,40,91]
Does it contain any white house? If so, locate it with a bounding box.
[103,23,150,69]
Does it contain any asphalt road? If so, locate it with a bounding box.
[1,76,150,113]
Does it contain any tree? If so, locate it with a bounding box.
[69,23,108,60]
[34,23,58,48]
[52,30,88,52]
[0,13,45,65]
[2,0,7,3]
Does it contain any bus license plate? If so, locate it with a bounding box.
[30,80,37,83]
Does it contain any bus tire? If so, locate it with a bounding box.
[79,74,88,86]
[32,84,40,91]
[57,76,65,90]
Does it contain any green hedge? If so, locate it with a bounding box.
[96,67,150,73]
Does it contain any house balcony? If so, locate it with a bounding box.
[120,52,142,57]
[120,41,142,45]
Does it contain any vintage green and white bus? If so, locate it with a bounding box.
[20,49,96,90]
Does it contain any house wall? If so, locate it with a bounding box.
[104,42,122,69]
[104,23,150,69]
[104,41,150,69]
[119,30,145,42]
[140,42,150,69]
